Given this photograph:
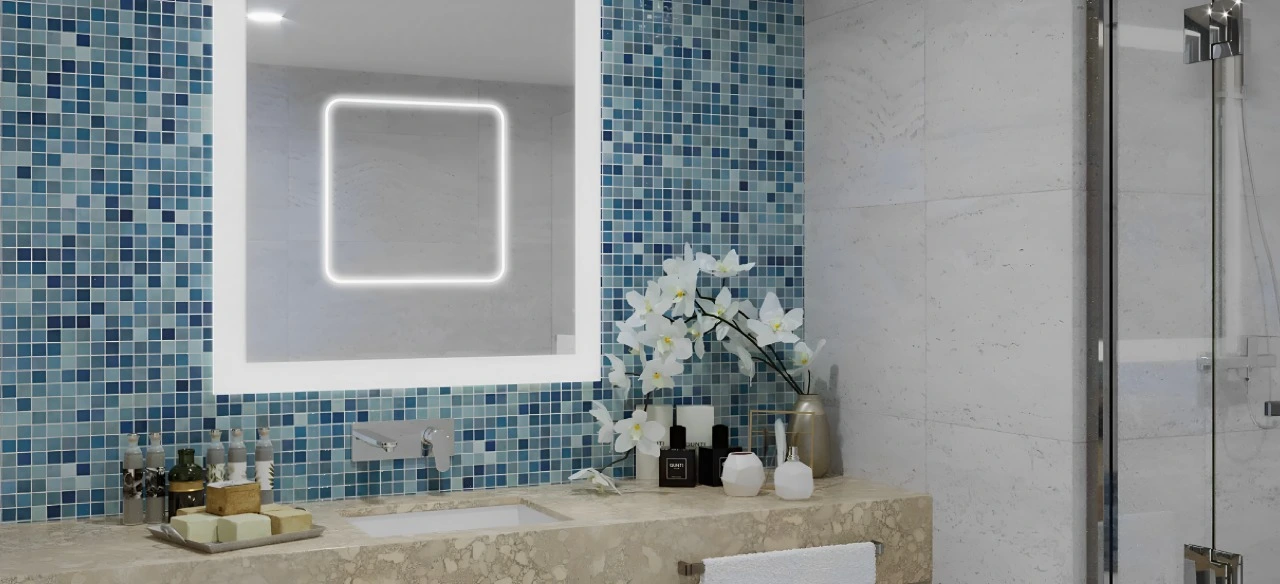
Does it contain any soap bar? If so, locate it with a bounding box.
[260,503,290,514]
[175,506,205,516]
[263,508,312,535]
[171,513,219,544]
[216,513,272,543]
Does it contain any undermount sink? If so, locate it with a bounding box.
[347,504,564,538]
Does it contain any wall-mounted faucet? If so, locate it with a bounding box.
[352,427,399,453]
[351,420,454,472]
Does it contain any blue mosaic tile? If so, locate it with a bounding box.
[0,0,804,523]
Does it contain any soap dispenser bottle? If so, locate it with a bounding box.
[227,429,248,482]
[255,427,274,504]
[121,433,145,525]
[143,432,167,524]
[205,429,227,483]
[167,448,205,518]
[659,413,698,488]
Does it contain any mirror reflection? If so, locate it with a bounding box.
[243,1,576,362]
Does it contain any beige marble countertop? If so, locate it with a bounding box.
[0,477,931,584]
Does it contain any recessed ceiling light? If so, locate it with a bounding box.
[246,11,285,24]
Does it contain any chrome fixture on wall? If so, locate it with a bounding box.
[351,420,456,472]
[1185,1,1243,64]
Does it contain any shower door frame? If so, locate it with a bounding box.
[1085,0,1114,582]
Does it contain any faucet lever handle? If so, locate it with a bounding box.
[421,425,455,473]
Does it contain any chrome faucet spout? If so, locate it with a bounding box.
[353,428,398,453]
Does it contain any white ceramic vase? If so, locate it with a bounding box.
[774,447,814,500]
[720,452,765,497]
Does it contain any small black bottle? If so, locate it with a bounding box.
[660,421,698,488]
[698,424,742,487]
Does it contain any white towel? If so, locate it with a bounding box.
[700,542,877,584]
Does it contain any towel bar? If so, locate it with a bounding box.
[676,540,885,577]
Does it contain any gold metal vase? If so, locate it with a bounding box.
[787,394,830,478]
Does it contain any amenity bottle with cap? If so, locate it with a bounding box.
[167,448,205,518]
[143,432,167,523]
[774,446,815,501]
[227,428,248,482]
[120,433,144,525]
[205,429,227,483]
[255,427,274,504]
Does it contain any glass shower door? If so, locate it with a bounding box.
[1114,0,1280,581]
[1211,0,1280,576]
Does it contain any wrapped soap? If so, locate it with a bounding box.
[216,513,272,543]
[170,513,219,544]
[263,507,312,535]
[175,506,205,516]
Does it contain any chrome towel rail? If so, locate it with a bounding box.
[677,540,885,577]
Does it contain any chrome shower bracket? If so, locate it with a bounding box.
[1185,1,1243,64]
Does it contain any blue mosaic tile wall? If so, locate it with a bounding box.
[0,0,804,523]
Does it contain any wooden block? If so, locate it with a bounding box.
[205,481,261,516]
[262,507,313,535]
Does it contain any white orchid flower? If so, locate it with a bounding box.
[641,315,694,360]
[589,400,615,444]
[613,408,666,457]
[728,340,756,380]
[606,355,631,389]
[695,287,741,340]
[697,249,755,279]
[658,264,699,318]
[790,339,827,374]
[616,321,644,356]
[661,243,697,277]
[687,316,715,359]
[625,281,673,327]
[640,355,684,394]
[745,292,803,346]
[737,297,758,320]
[569,468,622,495]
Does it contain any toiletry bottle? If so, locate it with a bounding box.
[659,415,698,488]
[697,424,742,487]
[774,446,815,501]
[228,428,248,482]
[144,432,167,523]
[121,433,145,525]
[168,448,206,518]
[205,429,227,484]
[255,427,274,504]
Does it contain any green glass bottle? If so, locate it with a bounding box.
[168,448,206,520]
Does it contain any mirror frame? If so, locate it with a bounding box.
[211,0,601,394]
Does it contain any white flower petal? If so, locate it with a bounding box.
[614,430,635,453]
[641,420,666,442]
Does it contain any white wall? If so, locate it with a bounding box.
[805,0,1088,581]
[244,63,574,362]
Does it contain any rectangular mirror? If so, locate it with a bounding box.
[212,0,600,394]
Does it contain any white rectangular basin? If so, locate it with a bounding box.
[347,504,563,538]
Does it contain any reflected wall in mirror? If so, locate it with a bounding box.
[213,0,600,393]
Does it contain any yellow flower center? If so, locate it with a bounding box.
[652,372,662,379]
[663,335,672,344]
[675,290,685,298]
[632,423,643,432]
[772,322,782,331]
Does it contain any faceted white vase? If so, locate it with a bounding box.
[774,447,814,500]
[720,452,765,497]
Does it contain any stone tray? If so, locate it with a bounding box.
[147,523,326,554]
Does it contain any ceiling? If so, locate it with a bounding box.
[245,0,575,86]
